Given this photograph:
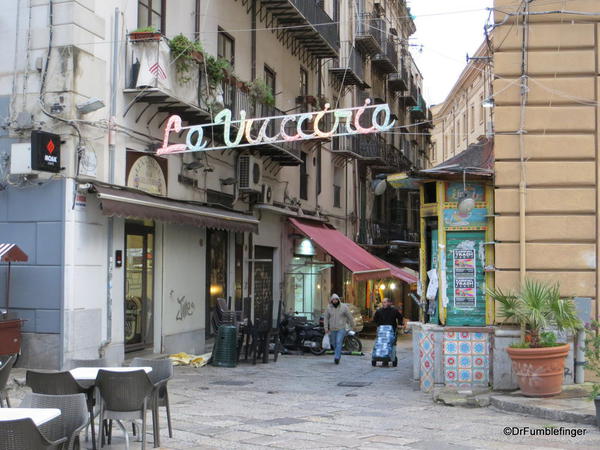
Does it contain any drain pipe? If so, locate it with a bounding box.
[100,7,119,358]
[575,330,585,383]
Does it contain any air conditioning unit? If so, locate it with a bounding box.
[237,154,262,192]
[260,183,273,205]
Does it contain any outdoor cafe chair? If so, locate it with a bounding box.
[0,417,68,450]
[26,370,99,449]
[20,392,89,450]
[0,354,17,407]
[131,357,174,443]
[95,369,155,450]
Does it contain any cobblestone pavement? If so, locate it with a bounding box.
[11,337,600,449]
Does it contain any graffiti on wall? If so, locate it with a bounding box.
[170,290,196,321]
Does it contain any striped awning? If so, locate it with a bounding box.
[0,244,28,262]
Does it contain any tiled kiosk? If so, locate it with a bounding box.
[410,322,576,392]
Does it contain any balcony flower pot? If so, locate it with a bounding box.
[191,50,204,64]
[129,31,162,42]
[506,344,570,397]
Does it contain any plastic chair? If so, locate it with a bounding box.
[95,369,154,450]
[131,357,174,445]
[0,417,68,450]
[0,354,16,407]
[26,370,98,449]
[20,392,89,450]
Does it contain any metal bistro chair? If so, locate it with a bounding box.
[26,370,99,449]
[20,392,89,450]
[0,354,17,407]
[131,357,174,446]
[95,369,154,450]
[0,418,68,450]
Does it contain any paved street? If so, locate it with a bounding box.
[79,337,600,449]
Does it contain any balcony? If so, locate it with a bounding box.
[388,64,408,92]
[355,14,384,56]
[372,38,398,74]
[123,36,301,165]
[332,134,380,161]
[399,81,418,107]
[259,0,339,57]
[410,95,427,120]
[358,219,420,246]
[329,42,365,86]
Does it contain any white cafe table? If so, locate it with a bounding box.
[0,408,61,426]
[70,366,152,387]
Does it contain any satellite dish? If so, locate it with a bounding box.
[374,179,387,196]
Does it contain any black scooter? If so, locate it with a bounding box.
[279,313,326,355]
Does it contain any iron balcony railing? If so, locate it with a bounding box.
[410,95,427,119]
[358,219,420,246]
[372,38,398,74]
[355,13,385,56]
[329,42,365,86]
[260,0,339,57]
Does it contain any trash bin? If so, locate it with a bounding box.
[212,324,238,368]
[0,319,24,356]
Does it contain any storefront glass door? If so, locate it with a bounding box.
[206,229,228,337]
[124,223,154,351]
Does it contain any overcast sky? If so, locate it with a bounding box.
[408,0,493,106]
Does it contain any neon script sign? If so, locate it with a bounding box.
[157,100,395,155]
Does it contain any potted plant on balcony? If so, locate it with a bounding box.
[168,33,205,83]
[489,279,582,397]
[129,26,162,41]
[584,320,600,428]
[205,55,231,89]
[248,79,275,107]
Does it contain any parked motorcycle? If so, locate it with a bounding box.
[279,313,326,355]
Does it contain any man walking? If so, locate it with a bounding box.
[373,298,404,329]
[324,294,354,364]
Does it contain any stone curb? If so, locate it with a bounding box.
[490,395,597,426]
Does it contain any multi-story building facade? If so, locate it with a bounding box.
[493,0,598,321]
[430,41,492,168]
[0,0,426,368]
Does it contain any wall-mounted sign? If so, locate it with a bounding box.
[31,130,61,173]
[444,208,487,230]
[446,182,485,202]
[453,249,476,309]
[157,100,395,155]
[126,153,167,196]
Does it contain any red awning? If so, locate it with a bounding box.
[289,218,391,281]
[0,244,28,262]
[374,256,418,284]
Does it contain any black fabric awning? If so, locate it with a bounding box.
[93,184,259,233]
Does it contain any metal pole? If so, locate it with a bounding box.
[6,262,11,310]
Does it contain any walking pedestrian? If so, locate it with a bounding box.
[324,294,354,364]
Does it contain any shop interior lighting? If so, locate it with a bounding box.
[389,282,396,290]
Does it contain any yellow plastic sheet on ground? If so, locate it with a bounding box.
[169,352,211,368]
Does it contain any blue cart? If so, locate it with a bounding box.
[371,325,398,367]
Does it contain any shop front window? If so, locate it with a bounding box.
[285,257,332,321]
[206,229,228,336]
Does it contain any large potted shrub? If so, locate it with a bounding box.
[584,320,600,428]
[168,34,205,83]
[489,279,582,397]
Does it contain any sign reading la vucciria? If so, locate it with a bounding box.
[157,100,395,155]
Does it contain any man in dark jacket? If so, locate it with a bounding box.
[373,298,404,329]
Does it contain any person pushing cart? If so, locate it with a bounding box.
[371,298,404,367]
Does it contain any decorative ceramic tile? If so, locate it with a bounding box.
[458,332,471,340]
[472,341,486,354]
[458,355,472,368]
[419,331,436,393]
[473,369,487,383]
[472,332,486,341]
[444,341,458,355]
[445,355,457,368]
[473,356,486,368]
[458,369,472,382]
[458,341,472,353]
[445,331,457,340]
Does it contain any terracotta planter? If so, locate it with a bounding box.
[129,32,162,42]
[506,344,570,397]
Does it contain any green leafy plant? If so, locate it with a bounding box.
[584,321,600,399]
[204,55,232,88]
[132,26,158,33]
[248,78,275,107]
[488,279,582,348]
[168,34,204,83]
